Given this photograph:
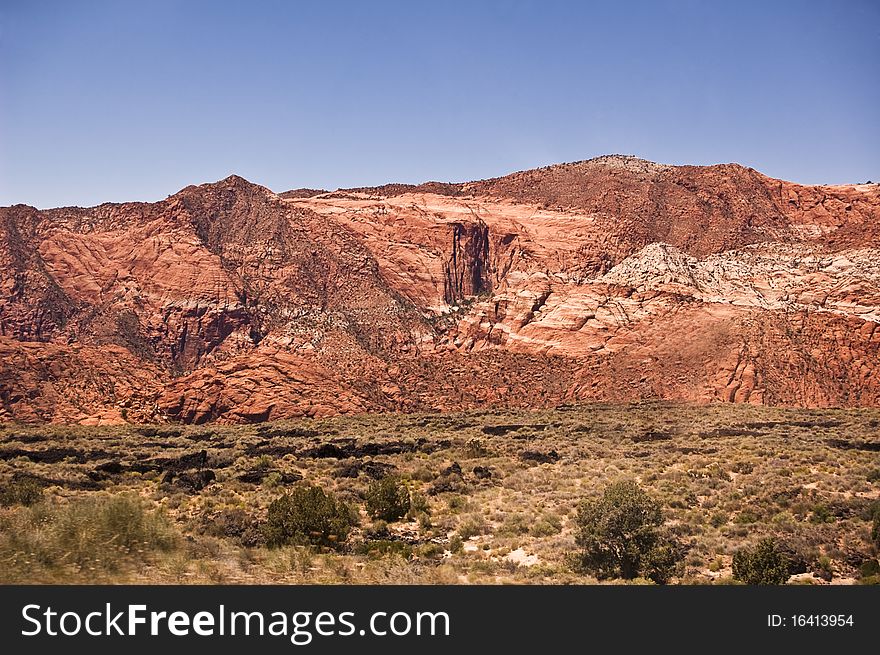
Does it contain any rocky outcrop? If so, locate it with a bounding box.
[442,221,491,305]
[2,157,879,423]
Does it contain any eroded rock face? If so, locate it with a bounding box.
[2,157,879,423]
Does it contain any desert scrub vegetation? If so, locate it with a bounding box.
[0,476,43,507]
[365,476,411,522]
[573,480,684,584]
[0,494,177,582]
[1,402,878,584]
[265,485,355,549]
[732,538,790,585]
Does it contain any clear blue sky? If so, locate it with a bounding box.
[1,0,878,208]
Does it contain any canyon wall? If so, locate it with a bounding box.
[2,156,879,423]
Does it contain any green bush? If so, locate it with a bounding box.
[871,501,880,550]
[859,559,880,582]
[408,490,430,517]
[574,480,684,584]
[0,478,44,507]
[641,540,685,584]
[732,538,790,585]
[365,476,411,522]
[265,485,354,549]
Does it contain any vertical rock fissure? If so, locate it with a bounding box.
[442,221,491,305]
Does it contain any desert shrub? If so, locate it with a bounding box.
[642,540,686,584]
[409,490,430,516]
[859,559,880,580]
[416,542,445,559]
[265,485,354,549]
[573,480,684,584]
[0,494,177,577]
[815,554,834,581]
[0,477,44,507]
[365,519,389,539]
[732,538,790,585]
[735,510,758,524]
[871,501,880,550]
[199,507,264,547]
[809,504,835,524]
[531,513,562,537]
[263,472,283,488]
[498,513,531,536]
[731,461,754,474]
[355,540,413,559]
[365,476,411,522]
[709,511,728,528]
[447,495,467,511]
[457,513,488,540]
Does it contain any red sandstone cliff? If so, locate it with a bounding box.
[2,156,879,423]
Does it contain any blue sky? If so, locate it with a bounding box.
[1,0,878,208]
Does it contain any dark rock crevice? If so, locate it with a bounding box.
[442,221,491,305]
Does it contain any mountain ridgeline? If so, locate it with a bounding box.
[2,156,879,424]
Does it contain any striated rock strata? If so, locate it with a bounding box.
[2,156,879,423]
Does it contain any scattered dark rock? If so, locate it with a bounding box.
[129,462,160,474]
[255,426,320,439]
[237,469,303,485]
[332,462,361,478]
[745,420,842,430]
[481,424,547,436]
[139,441,178,450]
[631,431,673,443]
[519,449,559,464]
[776,542,809,575]
[162,469,216,492]
[482,425,522,436]
[827,439,880,452]
[306,443,349,459]
[8,433,47,444]
[361,462,397,479]
[243,442,299,458]
[428,463,468,494]
[244,436,420,460]
[428,475,465,495]
[198,508,265,547]
[472,466,492,479]
[144,449,209,471]
[95,461,125,474]
[10,470,101,491]
[296,438,438,459]
[698,428,764,438]
[0,447,113,464]
[187,431,217,442]
[332,461,397,479]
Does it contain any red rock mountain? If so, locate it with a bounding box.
[2,156,879,424]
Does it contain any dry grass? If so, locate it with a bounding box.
[1,402,878,584]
